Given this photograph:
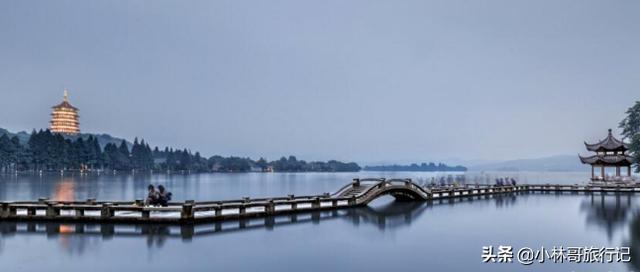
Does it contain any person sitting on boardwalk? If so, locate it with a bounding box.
[157,185,173,207]
[145,185,159,206]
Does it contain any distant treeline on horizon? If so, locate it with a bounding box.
[363,163,467,172]
[0,129,360,173]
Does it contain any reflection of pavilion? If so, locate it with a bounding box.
[581,193,635,240]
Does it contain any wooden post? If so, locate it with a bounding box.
[101,203,114,218]
[181,203,194,220]
[312,198,321,209]
[141,208,150,218]
[265,201,275,215]
[332,199,338,207]
[0,202,8,218]
[214,206,222,217]
[591,165,595,180]
[75,208,85,217]
[629,166,633,177]
[601,165,605,180]
[616,166,620,177]
[291,202,297,210]
[45,202,59,217]
[27,207,36,216]
[239,205,246,215]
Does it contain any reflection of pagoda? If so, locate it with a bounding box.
[50,90,80,135]
[579,129,633,182]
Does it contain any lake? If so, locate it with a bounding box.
[1,171,638,272]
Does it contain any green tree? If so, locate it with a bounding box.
[116,140,131,170]
[620,101,640,172]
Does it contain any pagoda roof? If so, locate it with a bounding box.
[52,90,78,111]
[579,154,633,165]
[52,100,78,110]
[584,129,628,152]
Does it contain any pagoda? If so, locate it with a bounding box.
[50,90,80,135]
[579,129,633,182]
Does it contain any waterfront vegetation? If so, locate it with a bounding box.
[620,101,640,173]
[363,163,467,172]
[0,129,361,173]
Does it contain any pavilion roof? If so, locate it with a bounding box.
[584,129,628,152]
[579,154,633,166]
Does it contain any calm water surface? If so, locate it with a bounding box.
[1,171,639,272]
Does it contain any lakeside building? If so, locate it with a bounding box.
[50,90,80,135]
[579,129,633,182]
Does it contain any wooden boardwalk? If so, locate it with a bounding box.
[1,178,639,224]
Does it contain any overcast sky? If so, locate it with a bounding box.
[0,0,638,164]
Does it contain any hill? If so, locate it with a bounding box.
[468,155,589,172]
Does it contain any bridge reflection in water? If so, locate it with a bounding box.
[0,193,522,253]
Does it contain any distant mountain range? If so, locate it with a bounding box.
[468,155,589,172]
[0,128,131,149]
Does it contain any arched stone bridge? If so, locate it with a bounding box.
[332,178,430,205]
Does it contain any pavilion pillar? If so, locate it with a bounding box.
[616,166,620,177]
[591,165,594,180]
[629,166,633,177]
[601,166,605,180]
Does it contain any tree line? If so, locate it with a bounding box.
[0,129,361,173]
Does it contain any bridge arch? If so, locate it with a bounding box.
[355,179,430,205]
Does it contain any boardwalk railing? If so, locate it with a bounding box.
[1,178,640,224]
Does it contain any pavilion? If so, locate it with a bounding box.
[579,129,633,182]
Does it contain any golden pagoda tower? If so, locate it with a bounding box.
[50,90,80,135]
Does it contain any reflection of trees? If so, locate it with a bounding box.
[581,193,634,240]
[626,213,640,271]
